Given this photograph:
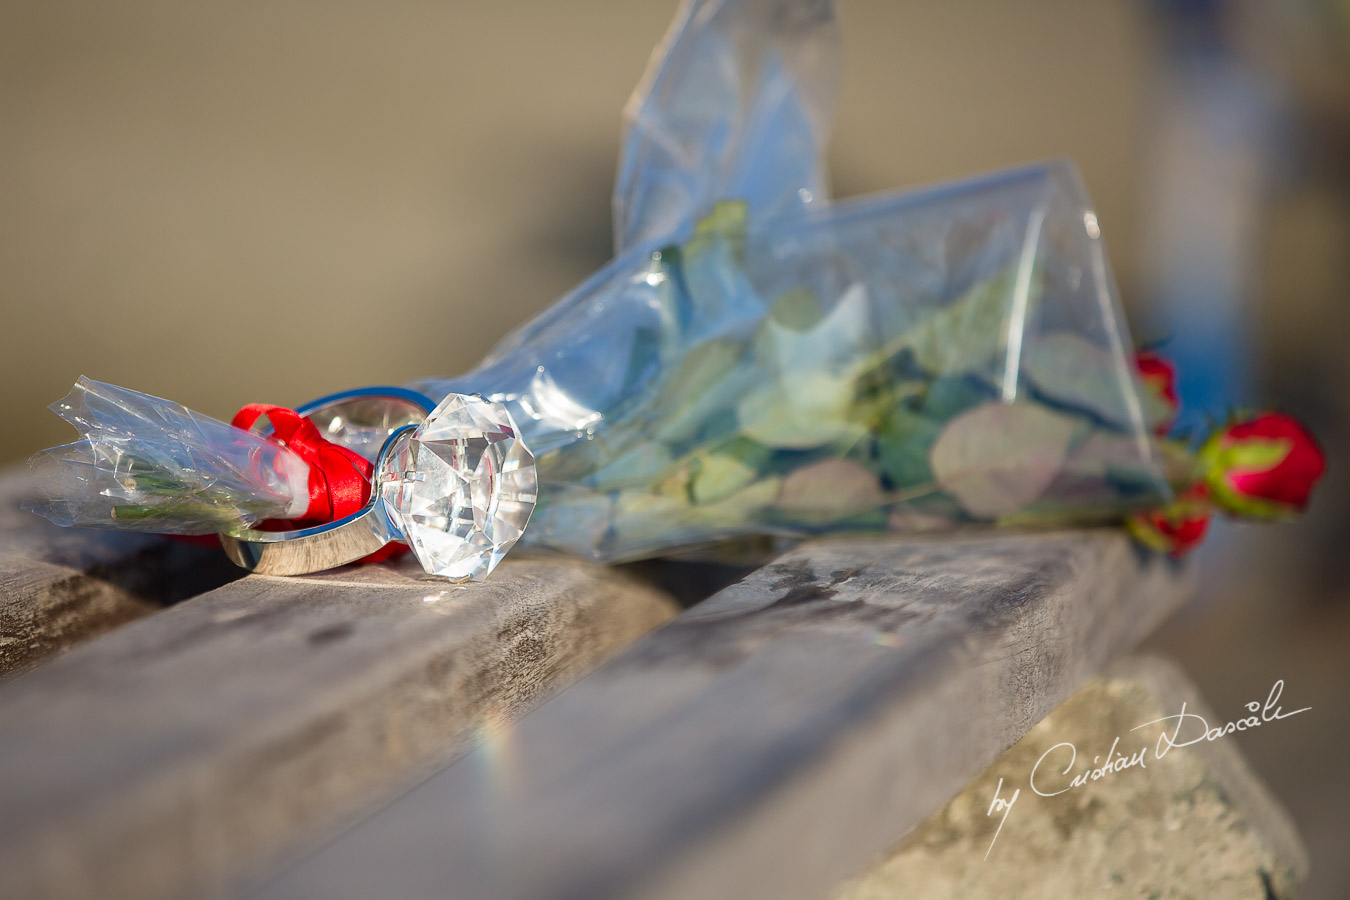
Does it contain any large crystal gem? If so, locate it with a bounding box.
[380,393,537,582]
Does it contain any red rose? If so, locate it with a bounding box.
[1136,351,1179,435]
[1125,483,1211,558]
[1199,412,1326,520]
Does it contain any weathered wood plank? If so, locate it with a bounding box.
[0,552,681,900]
[255,529,1191,900]
[0,470,242,676]
[835,655,1308,899]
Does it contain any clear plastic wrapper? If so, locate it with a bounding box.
[25,377,309,534]
[411,163,1171,562]
[408,0,1169,562]
[614,0,838,252]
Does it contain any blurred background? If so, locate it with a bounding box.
[1,0,1346,895]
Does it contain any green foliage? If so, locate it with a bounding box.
[1022,332,1135,425]
[539,206,1163,557]
[929,402,1081,517]
[897,263,1029,375]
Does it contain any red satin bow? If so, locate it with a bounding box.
[232,404,373,524]
[229,403,406,564]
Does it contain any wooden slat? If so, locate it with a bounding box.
[0,552,681,900]
[0,470,241,676]
[254,529,1191,900]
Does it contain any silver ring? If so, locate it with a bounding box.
[218,387,435,575]
[295,386,436,435]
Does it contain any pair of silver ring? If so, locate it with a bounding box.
[218,387,434,576]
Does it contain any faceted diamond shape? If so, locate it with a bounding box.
[379,393,537,582]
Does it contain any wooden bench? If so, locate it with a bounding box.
[0,471,1308,898]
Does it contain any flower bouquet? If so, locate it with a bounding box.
[23,0,1323,580]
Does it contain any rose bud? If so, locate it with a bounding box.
[1199,412,1326,520]
[1136,350,1179,435]
[1125,483,1212,558]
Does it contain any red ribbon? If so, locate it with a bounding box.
[232,404,373,524]
[227,403,407,564]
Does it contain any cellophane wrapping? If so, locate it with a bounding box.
[25,378,308,534]
[408,0,1171,562]
[412,165,1170,562]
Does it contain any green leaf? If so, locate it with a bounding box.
[871,376,992,490]
[689,438,772,505]
[876,406,944,489]
[692,200,748,238]
[528,490,614,554]
[1021,332,1133,425]
[584,444,675,492]
[110,504,162,521]
[608,475,783,557]
[778,459,883,521]
[740,283,873,449]
[683,202,761,327]
[929,401,1081,517]
[920,375,995,421]
[606,492,693,555]
[897,263,1032,375]
[737,374,862,450]
[766,287,823,331]
[534,436,614,483]
[754,281,872,377]
[693,476,783,526]
[649,337,752,445]
[690,452,755,505]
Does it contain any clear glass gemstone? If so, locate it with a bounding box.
[380,394,537,582]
